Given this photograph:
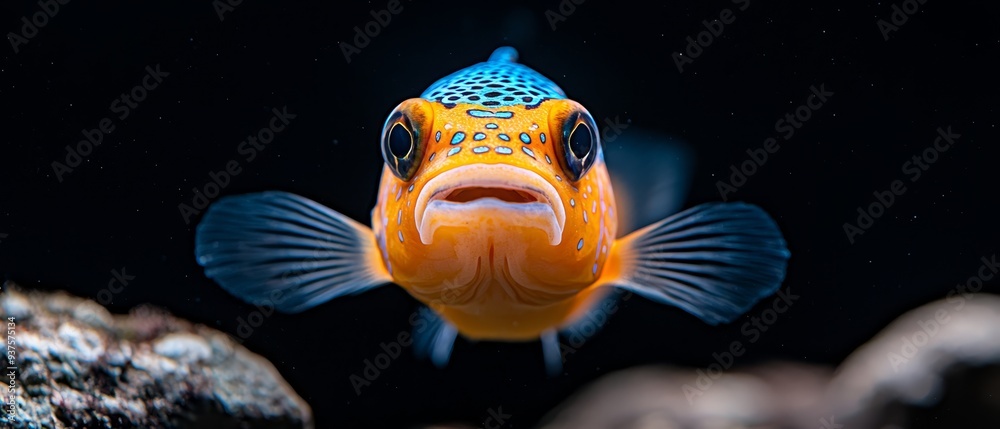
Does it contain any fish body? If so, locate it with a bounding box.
[195,47,790,371]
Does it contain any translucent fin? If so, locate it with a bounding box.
[540,329,562,377]
[413,307,459,368]
[603,129,694,235]
[606,202,790,325]
[194,191,391,313]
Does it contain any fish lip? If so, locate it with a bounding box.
[414,164,566,246]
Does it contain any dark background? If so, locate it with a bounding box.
[2,0,998,427]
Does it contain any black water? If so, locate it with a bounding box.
[2,0,998,427]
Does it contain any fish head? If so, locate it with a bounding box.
[371,49,618,308]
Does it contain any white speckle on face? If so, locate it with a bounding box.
[397,209,402,225]
[398,230,404,242]
[592,200,597,213]
[445,123,453,130]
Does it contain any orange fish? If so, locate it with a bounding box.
[195,47,789,373]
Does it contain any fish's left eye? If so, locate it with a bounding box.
[559,111,599,181]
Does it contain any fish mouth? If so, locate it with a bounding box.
[414,164,566,246]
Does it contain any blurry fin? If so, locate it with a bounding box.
[602,202,789,325]
[194,191,391,313]
[413,307,459,368]
[603,129,694,235]
[540,329,562,376]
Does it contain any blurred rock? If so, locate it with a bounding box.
[0,282,313,429]
[539,363,831,429]
[828,293,1000,428]
[540,294,1000,429]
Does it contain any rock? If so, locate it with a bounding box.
[539,294,1000,429]
[539,363,832,429]
[827,294,1000,428]
[0,282,313,429]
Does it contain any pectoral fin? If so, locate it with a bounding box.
[194,191,392,313]
[600,202,790,324]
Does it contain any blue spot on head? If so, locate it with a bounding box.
[473,132,486,141]
[435,131,442,142]
[498,133,510,141]
[485,123,499,129]
[519,133,531,144]
[540,133,546,143]
[495,146,513,155]
[448,147,461,156]
[473,146,490,154]
[451,132,466,145]
[421,47,565,108]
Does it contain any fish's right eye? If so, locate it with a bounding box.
[381,99,434,181]
[558,111,600,182]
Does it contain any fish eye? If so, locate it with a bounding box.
[560,111,599,181]
[381,111,423,181]
[387,122,413,158]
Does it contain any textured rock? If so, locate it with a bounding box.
[0,282,312,429]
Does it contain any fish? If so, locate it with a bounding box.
[194,46,790,374]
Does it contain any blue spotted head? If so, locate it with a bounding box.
[370,47,618,338]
